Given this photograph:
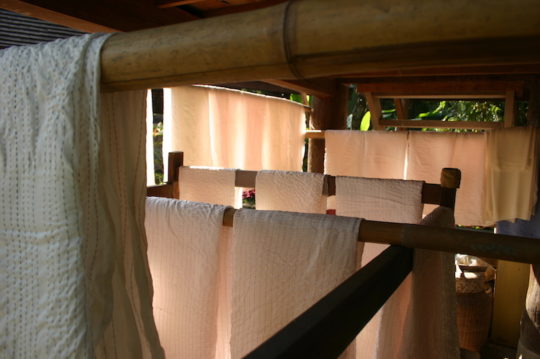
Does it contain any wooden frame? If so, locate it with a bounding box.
[355,78,523,129]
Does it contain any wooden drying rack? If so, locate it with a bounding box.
[147,151,540,264]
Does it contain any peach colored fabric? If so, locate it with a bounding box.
[255,170,327,214]
[485,127,538,224]
[145,198,227,359]
[163,85,306,180]
[378,206,459,359]
[406,131,487,226]
[325,130,408,179]
[229,210,361,358]
[178,166,241,208]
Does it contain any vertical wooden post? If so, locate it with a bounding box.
[167,151,184,199]
[504,89,516,128]
[308,81,348,173]
[365,92,383,130]
[440,167,461,209]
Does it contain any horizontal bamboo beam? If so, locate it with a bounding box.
[221,207,540,264]
[100,0,540,90]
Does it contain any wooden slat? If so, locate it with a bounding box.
[147,184,173,198]
[235,170,257,187]
[378,119,503,129]
[244,246,413,358]
[305,130,325,139]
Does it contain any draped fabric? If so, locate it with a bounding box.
[325,129,538,226]
[163,85,306,180]
[229,210,361,358]
[145,198,227,359]
[485,127,538,224]
[178,166,241,207]
[255,170,327,213]
[406,131,487,226]
[0,36,162,358]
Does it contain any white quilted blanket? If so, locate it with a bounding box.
[0,35,109,358]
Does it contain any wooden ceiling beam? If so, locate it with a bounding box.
[264,79,337,98]
[202,0,287,17]
[157,0,206,9]
[1,0,198,32]
[354,78,526,98]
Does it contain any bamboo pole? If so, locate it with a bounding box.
[221,208,540,264]
[100,0,540,91]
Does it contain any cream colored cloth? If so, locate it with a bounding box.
[145,198,227,359]
[484,127,538,224]
[378,206,459,359]
[163,85,306,180]
[229,209,361,358]
[97,91,164,359]
[146,90,156,186]
[406,131,486,226]
[1,35,162,358]
[325,130,408,178]
[334,176,423,359]
[179,166,241,208]
[255,170,327,213]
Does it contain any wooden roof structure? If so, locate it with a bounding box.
[4,0,538,169]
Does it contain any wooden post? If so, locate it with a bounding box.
[364,92,383,130]
[308,81,348,173]
[504,89,516,128]
[167,151,184,199]
[440,167,461,209]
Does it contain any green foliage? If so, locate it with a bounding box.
[360,111,371,131]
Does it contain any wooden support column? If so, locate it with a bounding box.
[308,81,348,173]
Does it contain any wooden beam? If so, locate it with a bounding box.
[245,246,413,358]
[202,0,287,17]
[221,207,540,263]
[99,0,540,90]
[504,89,517,127]
[157,0,205,9]
[378,119,503,129]
[355,78,525,98]
[264,79,336,98]
[364,92,382,130]
[1,0,198,32]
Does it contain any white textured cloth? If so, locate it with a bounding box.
[406,131,486,226]
[378,207,459,359]
[179,166,241,207]
[229,210,361,358]
[163,85,306,179]
[325,130,408,178]
[0,35,162,358]
[145,198,227,359]
[334,176,423,359]
[255,170,327,213]
[485,127,538,224]
[0,34,107,358]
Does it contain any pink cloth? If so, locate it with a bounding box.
[163,85,306,180]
